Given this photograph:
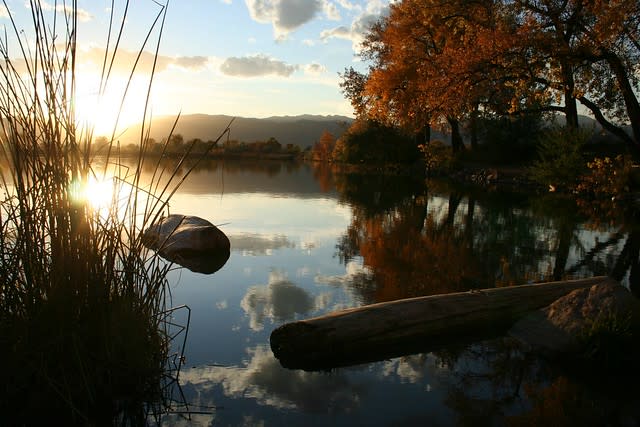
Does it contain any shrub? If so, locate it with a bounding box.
[528,127,592,190]
[473,113,543,164]
[575,155,633,199]
[419,140,453,176]
[332,119,420,164]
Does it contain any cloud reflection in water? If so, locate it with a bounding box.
[180,345,364,413]
[228,233,295,256]
[241,271,329,331]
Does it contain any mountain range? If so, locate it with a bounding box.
[116,114,354,149]
[113,112,628,150]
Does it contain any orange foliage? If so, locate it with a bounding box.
[311,130,336,161]
[355,0,640,150]
[351,203,481,302]
[361,0,520,132]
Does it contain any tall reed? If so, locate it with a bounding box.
[0,1,228,423]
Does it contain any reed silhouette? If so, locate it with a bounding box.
[0,1,229,424]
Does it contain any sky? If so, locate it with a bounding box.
[1,0,394,134]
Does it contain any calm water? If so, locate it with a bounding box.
[156,160,638,426]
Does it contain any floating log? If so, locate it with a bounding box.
[270,276,616,370]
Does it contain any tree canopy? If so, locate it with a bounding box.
[342,0,640,153]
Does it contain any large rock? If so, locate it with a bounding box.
[143,214,230,274]
[509,279,640,356]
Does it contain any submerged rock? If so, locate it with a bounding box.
[509,279,640,357]
[143,214,230,274]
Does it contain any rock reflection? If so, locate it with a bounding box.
[241,271,320,330]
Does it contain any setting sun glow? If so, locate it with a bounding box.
[74,71,152,138]
[70,176,117,212]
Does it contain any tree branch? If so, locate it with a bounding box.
[578,96,634,146]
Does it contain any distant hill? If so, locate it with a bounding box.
[116,114,353,149]
[114,112,630,150]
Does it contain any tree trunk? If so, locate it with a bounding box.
[447,117,465,152]
[446,193,462,228]
[423,123,431,145]
[470,105,479,149]
[605,50,640,151]
[561,60,579,130]
[270,277,614,370]
[578,96,635,148]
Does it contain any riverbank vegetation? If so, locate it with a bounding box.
[0,2,221,424]
[115,133,301,160]
[334,0,640,199]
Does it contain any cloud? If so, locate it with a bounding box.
[304,62,327,75]
[335,0,357,10]
[220,54,297,77]
[315,260,372,286]
[1,4,9,18]
[41,1,93,22]
[173,55,209,70]
[320,25,351,41]
[79,47,208,74]
[323,2,341,20]
[246,0,338,39]
[320,2,391,52]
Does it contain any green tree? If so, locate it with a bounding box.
[333,119,420,164]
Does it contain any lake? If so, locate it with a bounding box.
[156,159,638,426]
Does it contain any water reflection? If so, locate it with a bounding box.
[176,345,366,425]
[229,233,295,256]
[331,170,633,303]
[156,159,640,425]
[241,271,318,331]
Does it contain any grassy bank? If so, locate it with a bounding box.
[0,2,226,424]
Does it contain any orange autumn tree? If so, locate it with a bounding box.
[311,130,336,161]
[356,0,525,152]
[346,0,640,153]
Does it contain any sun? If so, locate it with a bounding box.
[74,73,149,138]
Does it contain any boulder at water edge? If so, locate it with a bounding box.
[509,279,640,357]
[143,214,230,274]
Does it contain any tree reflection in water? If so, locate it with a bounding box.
[320,164,640,424]
[330,168,637,304]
